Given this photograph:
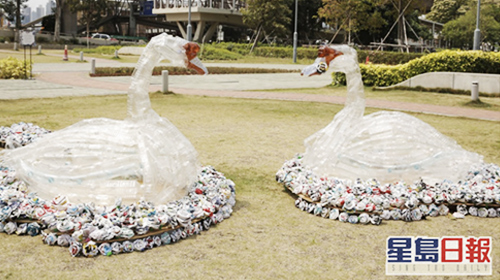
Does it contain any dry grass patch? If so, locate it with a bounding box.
[0,94,499,279]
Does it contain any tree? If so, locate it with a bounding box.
[442,2,500,49]
[66,0,109,47]
[53,0,63,42]
[241,0,291,51]
[426,0,468,23]
[0,0,27,29]
[318,0,388,44]
[286,0,324,44]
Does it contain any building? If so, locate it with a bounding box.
[153,0,246,43]
[22,6,32,24]
[36,5,45,20]
[46,0,56,16]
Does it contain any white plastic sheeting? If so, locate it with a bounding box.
[1,34,202,205]
[302,46,483,184]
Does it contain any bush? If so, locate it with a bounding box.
[73,45,122,55]
[357,50,423,65]
[334,50,500,87]
[199,45,242,60]
[0,57,31,79]
[91,66,299,77]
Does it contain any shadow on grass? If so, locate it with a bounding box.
[464,99,494,108]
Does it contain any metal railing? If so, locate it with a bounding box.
[154,0,245,11]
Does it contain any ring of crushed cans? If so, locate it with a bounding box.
[276,155,500,225]
[0,123,236,257]
[0,122,50,149]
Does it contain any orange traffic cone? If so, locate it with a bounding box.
[63,45,68,61]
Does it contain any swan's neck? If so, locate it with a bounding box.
[344,63,365,109]
[127,43,161,120]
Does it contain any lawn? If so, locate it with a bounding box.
[263,85,500,112]
[0,93,499,279]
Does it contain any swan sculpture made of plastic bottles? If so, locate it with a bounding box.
[1,33,208,206]
[300,45,483,184]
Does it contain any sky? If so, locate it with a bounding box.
[26,0,50,11]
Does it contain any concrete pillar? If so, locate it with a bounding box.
[38,45,42,54]
[80,51,84,61]
[162,70,169,93]
[471,81,479,101]
[91,58,96,75]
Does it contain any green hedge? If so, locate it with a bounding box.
[333,50,500,87]
[202,42,422,64]
[92,66,299,77]
[73,45,122,55]
[0,57,31,79]
[199,45,242,60]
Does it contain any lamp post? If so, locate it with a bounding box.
[473,0,481,50]
[187,0,193,41]
[292,0,298,63]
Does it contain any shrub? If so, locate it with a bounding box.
[73,45,122,55]
[91,66,299,77]
[0,57,32,79]
[198,45,242,60]
[334,50,500,87]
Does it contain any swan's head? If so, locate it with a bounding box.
[150,33,208,75]
[301,45,357,76]
[183,42,208,75]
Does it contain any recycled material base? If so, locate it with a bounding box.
[276,155,500,225]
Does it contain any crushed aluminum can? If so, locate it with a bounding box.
[338,212,349,222]
[329,208,339,220]
[133,239,147,252]
[82,241,99,257]
[15,223,27,235]
[111,242,123,255]
[478,208,488,218]
[4,222,17,235]
[122,241,134,253]
[98,243,113,256]
[26,222,40,236]
[469,206,478,217]
[370,215,382,225]
[358,213,370,224]
[347,215,359,224]
[456,204,468,216]
[57,234,72,247]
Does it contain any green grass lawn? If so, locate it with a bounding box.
[0,93,499,279]
[262,85,500,112]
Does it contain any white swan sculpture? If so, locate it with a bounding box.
[301,45,483,184]
[1,34,208,206]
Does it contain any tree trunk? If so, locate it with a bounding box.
[14,0,21,48]
[86,22,90,48]
[249,25,261,54]
[54,0,63,42]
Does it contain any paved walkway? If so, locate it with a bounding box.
[0,58,499,122]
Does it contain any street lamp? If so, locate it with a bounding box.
[292,0,298,63]
[187,0,192,41]
[473,0,481,50]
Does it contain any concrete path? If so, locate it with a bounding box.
[0,59,499,122]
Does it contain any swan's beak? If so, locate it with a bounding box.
[301,58,328,77]
[187,57,209,75]
[301,46,344,77]
[184,42,208,75]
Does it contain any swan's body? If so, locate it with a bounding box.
[1,34,208,205]
[302,45,483,184]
